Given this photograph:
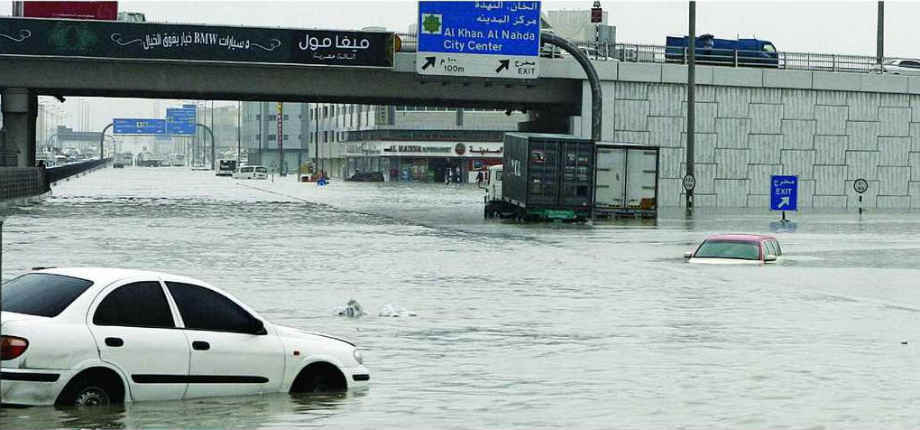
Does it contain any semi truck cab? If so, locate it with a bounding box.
[483,165,516,219]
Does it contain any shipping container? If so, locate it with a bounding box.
[501,133,594,221]
[594,144,659,218]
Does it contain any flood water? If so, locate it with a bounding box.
[2,168,918,429]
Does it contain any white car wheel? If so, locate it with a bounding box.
[74,385,112,407]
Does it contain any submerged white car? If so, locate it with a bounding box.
[233,165,268,180]
[1,268,369,407]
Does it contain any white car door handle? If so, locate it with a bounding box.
[192,341,210,351]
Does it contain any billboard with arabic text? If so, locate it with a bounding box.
[0,17,395,68]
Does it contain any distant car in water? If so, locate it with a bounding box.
[216,159,237,177]
[1,267,369,407]
[233,165,268,180]
[874,59,920,76]
[684,234,782,264]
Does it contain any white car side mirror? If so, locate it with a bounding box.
[764,254,778,262]
[683,251,693,259]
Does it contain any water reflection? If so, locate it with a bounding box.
[0,392,366,430]
[2,169,919,429]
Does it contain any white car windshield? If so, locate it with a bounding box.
[255,167,267,173]
[694,240,760,260]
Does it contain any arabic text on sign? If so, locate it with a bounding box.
[298,34,371,51]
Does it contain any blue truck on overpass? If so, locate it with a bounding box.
[665,34,778,67]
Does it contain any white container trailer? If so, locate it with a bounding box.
[594,144,659,217]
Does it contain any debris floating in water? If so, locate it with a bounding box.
[335,299,365,318]
[379,304,416,317]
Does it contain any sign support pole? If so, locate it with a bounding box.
[540,33,602,142]
[98,123,113,161]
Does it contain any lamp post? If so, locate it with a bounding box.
[877,1,884,65]
[277,102,285,176]
[685,0,696,216]
[237,100,241,164]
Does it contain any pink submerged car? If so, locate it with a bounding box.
[684,234,783,264]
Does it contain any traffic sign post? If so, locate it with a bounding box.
[166,108,196,135]
[417,1,541,79]
[853,178,868,215]
[113,118,167,135]
[771,175,798,222]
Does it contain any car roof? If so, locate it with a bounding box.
[705,234,776,242]
[34,267,205,287]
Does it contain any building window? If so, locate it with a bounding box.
[268,134,276,140]
[323,106,328,118]
[255,114,261,120]
[284,134,289,140]
[284,114,289,120]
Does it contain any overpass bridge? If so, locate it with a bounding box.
[3,17,920,209]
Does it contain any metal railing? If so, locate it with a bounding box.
[0,167,47,201]
[396,32,886,74]
[46,158,110,184]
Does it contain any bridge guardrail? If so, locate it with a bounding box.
[395,32,887,74]
[0,167,47,202]
[46,158,110,184]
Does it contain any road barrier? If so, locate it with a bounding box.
[396,33,890,74]
[46,158,111,184]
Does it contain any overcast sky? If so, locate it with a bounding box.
[4,0,917,131]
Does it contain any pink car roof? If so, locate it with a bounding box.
[705,234,776,243]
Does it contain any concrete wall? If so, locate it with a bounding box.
[567,62,920,209]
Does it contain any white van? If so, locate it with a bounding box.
[234,165,268,180]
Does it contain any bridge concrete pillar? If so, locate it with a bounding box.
[1,88,37,167]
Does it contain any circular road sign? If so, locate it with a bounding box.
[682,174,696,192]
[853,178,869,194]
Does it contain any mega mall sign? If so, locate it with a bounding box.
[0,17,395,68]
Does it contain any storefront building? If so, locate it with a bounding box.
[345,141,503,182]
[311,104,527,181]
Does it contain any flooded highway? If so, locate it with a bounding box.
[2,167,919,429]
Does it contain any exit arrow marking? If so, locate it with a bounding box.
[422,56,436,70]
[496,59,510,73]
[777,196,790,209]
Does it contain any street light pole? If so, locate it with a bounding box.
[237,100,241,164]
[685,0,696,216]
[258,102,264,165]
[877,1,884,65]
[277,102,285,176]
